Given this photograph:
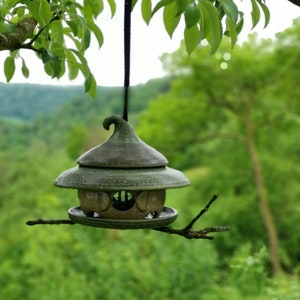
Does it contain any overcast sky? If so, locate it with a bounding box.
[1,0,300,87]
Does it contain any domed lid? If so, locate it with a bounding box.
[55,115,190,190]
[77,115,168,168]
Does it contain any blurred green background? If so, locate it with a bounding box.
[1,19,300,300]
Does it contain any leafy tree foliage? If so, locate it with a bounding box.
[137,23,300,273]
[0,0,269,95]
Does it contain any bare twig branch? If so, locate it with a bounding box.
[154,194,230,239]
[153,225,230,240]
[26,219,75,226]
[184,194,218,230]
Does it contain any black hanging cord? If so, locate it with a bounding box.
[123,0,132,121]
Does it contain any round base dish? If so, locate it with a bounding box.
[68,206,178,229]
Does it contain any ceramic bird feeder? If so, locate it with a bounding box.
[54,115,190,229]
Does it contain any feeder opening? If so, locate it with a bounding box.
[112,191,135,211]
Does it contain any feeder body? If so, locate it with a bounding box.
[54,116,190,225]
[78,189,165,219]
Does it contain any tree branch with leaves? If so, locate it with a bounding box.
[0,0,270,96]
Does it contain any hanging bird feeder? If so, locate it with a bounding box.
[54,115,190,229]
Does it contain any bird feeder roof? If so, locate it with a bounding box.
[54,115,190,191]
[77,115,168,168]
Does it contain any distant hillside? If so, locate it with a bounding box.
[0,78,170,151]
[0,83,83,121]
[0,78,170,122]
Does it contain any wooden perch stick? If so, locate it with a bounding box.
[26,219,75,226]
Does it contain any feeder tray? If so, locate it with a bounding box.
[68,206,178,229]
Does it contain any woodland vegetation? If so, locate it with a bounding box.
[1,18,300,300]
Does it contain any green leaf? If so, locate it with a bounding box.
[27,0,42,24]
[40,48,64,78]
[184,25,200,55]
[63,30,82,49]
[4,56,15,82]
[38,0,52,27]
[93,0,104,17]
[82,26,91,50]
[66,20,79,36]
[69,48,90,76]
[142,0,152,25]
[21,57,30,78]
[87,21,104,48]
[13,5,26,18]
[82,0,103,18]
[257,0,270,28]
[184,4,200,29]
[250,0,260,29]
[84,72,97,97]
[152,0,174,17]
[66,49,97,97]
[82,0,93,21]
[26,0,52,28]
[41,48,59,64]
[44,60,64,78]
[235,13,244,34]
[68,48,98,95]
[225,17,237,48]
[106,0,116,17]
[50,21,64,44]
[131,0,139,10]
[50,42,66,59]
[176,0,189,15]
[67,15,92,51]
[65,49,79,80]
[163,1,181,38]
[10,50,20,59]
[199,1,222,54]
[218,0,239,22]
[218,0,240,48]
[62,0,78,15]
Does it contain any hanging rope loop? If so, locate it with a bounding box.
[123,0,132,121]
